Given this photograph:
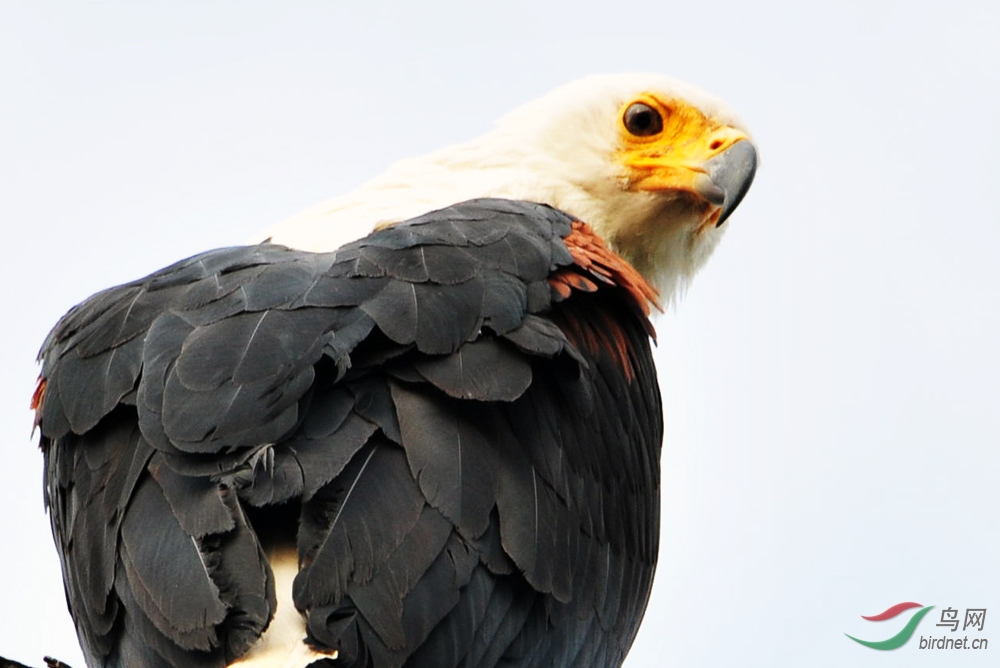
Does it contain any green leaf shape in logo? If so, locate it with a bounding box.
[845,605,934,650]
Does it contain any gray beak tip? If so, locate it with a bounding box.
[705,140,757,227]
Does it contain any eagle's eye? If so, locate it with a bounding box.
[623,102,663,137]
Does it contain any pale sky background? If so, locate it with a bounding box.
[2,2,998,666]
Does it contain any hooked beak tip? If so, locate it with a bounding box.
[705,140,757,227]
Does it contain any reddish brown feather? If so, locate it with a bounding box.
[555,221,660,317]
[549,222,661,381]
[31,376,46,429]
[553,306,640,381]
[549,279,573,301]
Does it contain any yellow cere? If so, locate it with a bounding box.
[617,93,748,202]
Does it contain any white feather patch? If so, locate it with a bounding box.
[227,546,336,668]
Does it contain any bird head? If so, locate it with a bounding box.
[482,73,757,299]
[263,73,756,301]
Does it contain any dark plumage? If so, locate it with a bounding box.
[36,199,662,667]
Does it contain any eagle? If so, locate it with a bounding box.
[32,74,756,667]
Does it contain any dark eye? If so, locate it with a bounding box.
[623,102,663,137]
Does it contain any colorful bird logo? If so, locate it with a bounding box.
[845,602,935,650]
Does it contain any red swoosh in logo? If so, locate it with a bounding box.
[862,602,923,621]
